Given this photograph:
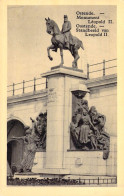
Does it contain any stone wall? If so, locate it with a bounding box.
[7,90,47,126]
[64,74,117,176]
[7,73,117,176]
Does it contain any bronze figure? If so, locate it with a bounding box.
[45,16,84,68]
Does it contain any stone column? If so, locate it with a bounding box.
[41,66,88,169]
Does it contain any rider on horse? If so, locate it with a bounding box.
[46,16,84,68]
[61,15,73,49]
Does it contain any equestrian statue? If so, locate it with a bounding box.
[45,15,84,68]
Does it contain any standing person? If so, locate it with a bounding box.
[89,106,110,159]
[78,108,98,149]
[61,15,73,49]
[79,109,92,144]
[12,127,39,173]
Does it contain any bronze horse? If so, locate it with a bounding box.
[45,17,84,68]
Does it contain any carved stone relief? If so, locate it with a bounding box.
[70,91,110,160]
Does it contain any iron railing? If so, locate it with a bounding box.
[7,58,117,97]
[87,58,117,79]
[7,77,48,97]
[74,176,117,185]
[7,176,117,186]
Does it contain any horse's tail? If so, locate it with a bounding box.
[80,41,84,50]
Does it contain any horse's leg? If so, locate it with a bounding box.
[59,45,64,66]
[47,44,55,61]
[72,50,80,68]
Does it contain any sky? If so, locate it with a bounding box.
[7,5,116,85]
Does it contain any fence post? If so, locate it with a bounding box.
[79,178,81,184]
[87,64,89,79]
[13,83,15,96]
[46,78,48,88]
[23,80,25,94]
[98,177,99,185]
[103,59,105,76]
[107,179,108,184]
[34,77,36,92]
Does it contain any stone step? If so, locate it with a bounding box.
[14,168,70,179]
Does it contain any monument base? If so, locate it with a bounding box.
[51,65,83,73]
[41,65,87,79]
[32,168,70,175]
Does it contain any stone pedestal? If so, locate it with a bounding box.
[41,66,88,170]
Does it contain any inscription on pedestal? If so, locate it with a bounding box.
[47,88,57,103]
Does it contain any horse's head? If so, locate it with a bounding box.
[45,17,60,36]
[45,17,54,35]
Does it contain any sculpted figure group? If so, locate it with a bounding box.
[70,99,110,159]
[12,112,47,173]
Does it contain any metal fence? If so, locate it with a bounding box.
[7,77,47,97]
[7,58,117,97]
[74,176,117,185]
[7,176,117,186]
[87,58,117,79]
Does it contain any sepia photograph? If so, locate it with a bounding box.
[6,5,117,187]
